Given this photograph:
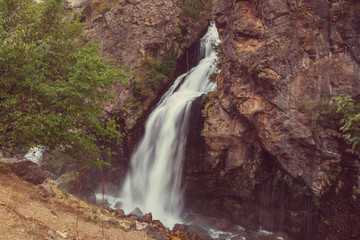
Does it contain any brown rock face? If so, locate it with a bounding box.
[78,0,210,127]
[185,0,360,239]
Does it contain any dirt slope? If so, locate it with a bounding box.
[0,170,153,240]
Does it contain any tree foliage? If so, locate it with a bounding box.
[333,94,360,152]
[0,0,127,162]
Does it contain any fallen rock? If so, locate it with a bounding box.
[173,223,186,232]
[48,230,55,239]
[128,207,144,219]
[106,218,120,227]
[114,202,122,209]
[115,209,125,218]
[152,219,165,229]
[38,183,56,198]
[142,212,152,223]
[145,225,168,240]
[135,221,149,231]
[124,215,139,222]
[0,158,46,184]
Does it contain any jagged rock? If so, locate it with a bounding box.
[173,223,186,232]
[135,221,149,231]
[152,219,165,230]
[124,215,139,222]
[128,207,144,219]
[114,202,122,209]
[145,225,168,240]
[115,209,125,218]
[141,213,152,223]
[186,0,360,239]
[0,158,46,184]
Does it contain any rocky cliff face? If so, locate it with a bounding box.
[66,0,212,168]
[59,1,360,239]
[185,0,360,239]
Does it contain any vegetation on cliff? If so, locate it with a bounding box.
[0,0,128,163]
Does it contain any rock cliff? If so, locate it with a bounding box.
[65,0,212,169]
[52,1,360,239]
[184,0,360,239]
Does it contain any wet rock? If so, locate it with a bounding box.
[186,0,360,239]
[0,158,46,184]
[214,218,233,232]
[145,225,168,240]
[128,207,144,219]
[173,223,186,232]
[142,212,152,223]
[114,202,122,209]
[124,215,139,222]
[152,219,165,230]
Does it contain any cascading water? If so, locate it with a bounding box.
[120,22,220,227]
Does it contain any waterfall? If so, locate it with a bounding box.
[120,22,220,227]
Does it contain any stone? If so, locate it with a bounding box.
[115,209,125,218]
[135,221,149,231]
[48,230,55,239]
[106,218,120,227]
[38,183,56,198]
[173,223,186,232]
[0,158,46,184]
[186,0,360,239]
[114,202,122,209]
[141,213,152,223]
[124,215,138,222]
[152,219,165,229]
[145,225,168,240]
[128,207,143,219]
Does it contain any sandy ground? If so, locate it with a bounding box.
[0,171,154,240]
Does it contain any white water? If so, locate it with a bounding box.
[25,146,45,165]
[120,22,220,227]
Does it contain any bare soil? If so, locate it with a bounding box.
[0,170,154,240]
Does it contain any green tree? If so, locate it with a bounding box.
[0,0,127,162]
[333,94,360,152]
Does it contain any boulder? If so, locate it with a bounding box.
[152,219,165,230]
[115,209,125,218]
[0,158,46,184]
[141,212,152,223]
[145,225,168,240]
[128,207,144,219]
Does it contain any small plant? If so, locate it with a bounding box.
[208,72,218,83]
[333,94,360,151]
[28,225,43,239]
[181,0,205,19]
[211,42,223,69]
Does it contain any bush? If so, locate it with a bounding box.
[181,0,205,19]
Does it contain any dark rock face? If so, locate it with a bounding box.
[0,158,46,185]
[184,0,360,239]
